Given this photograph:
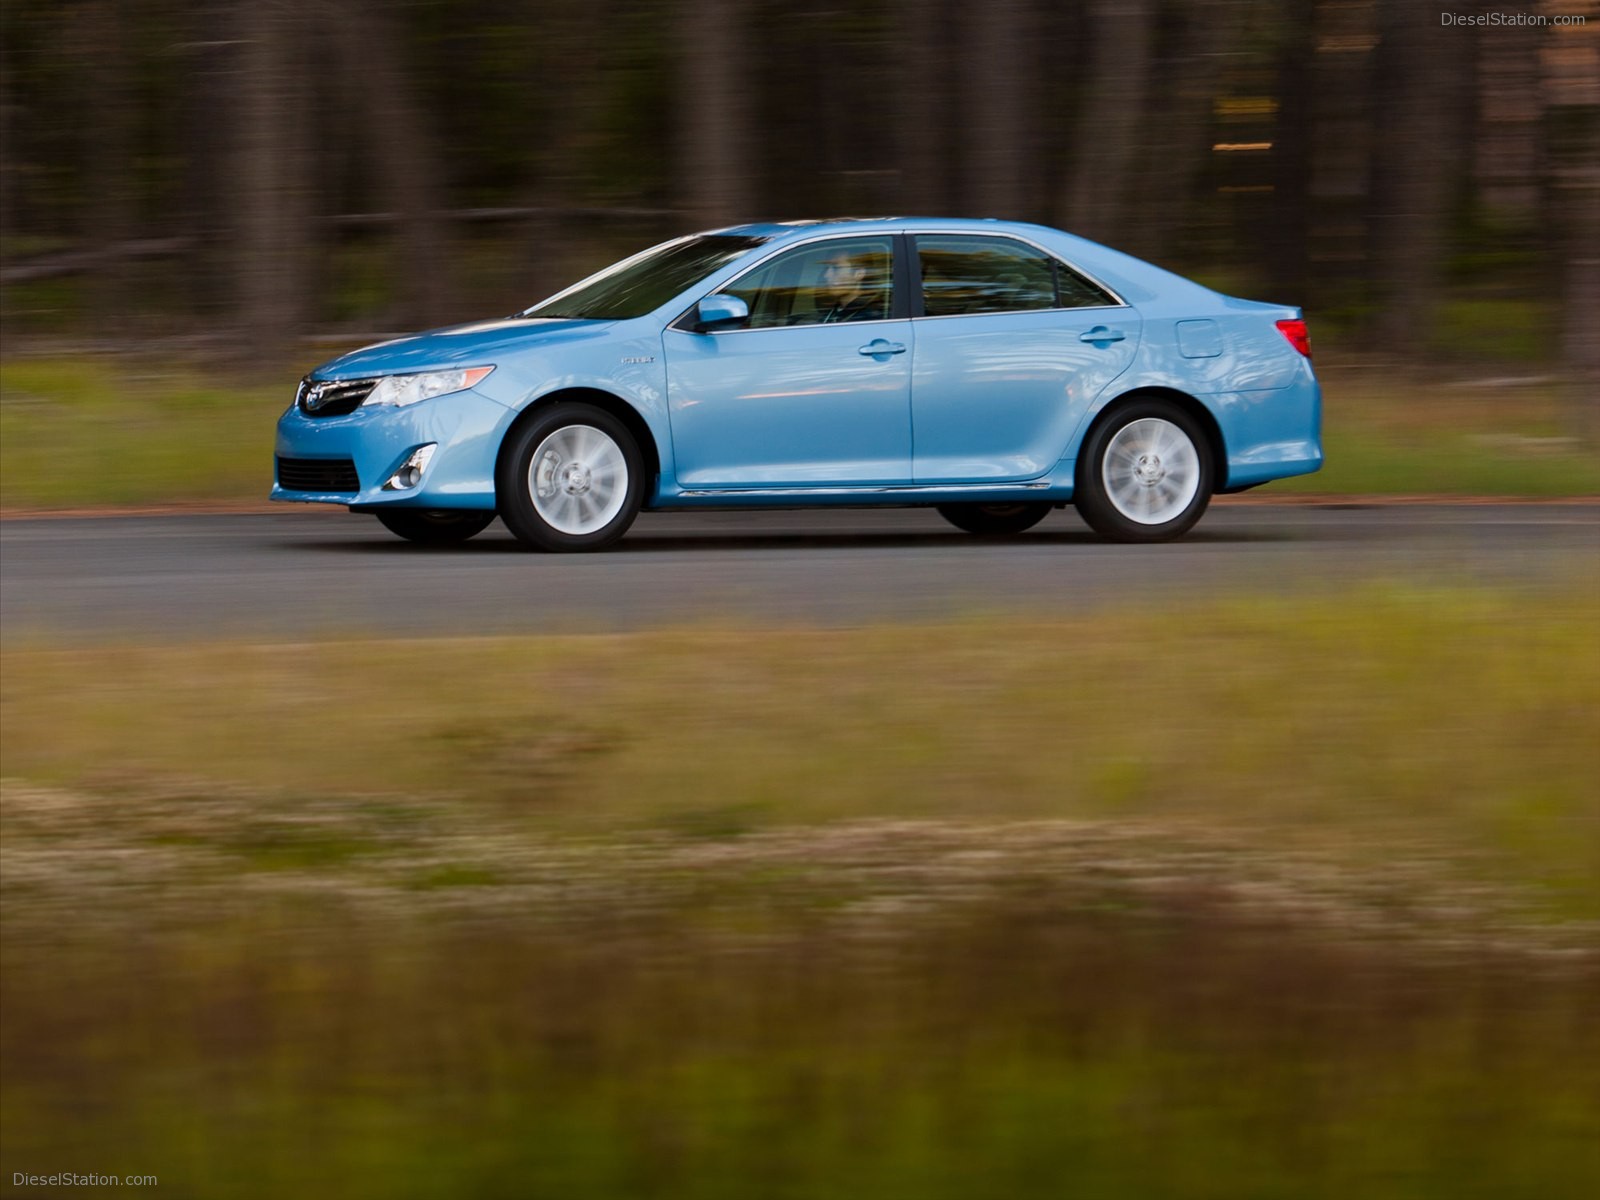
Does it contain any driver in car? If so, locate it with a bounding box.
[812,251,887,322]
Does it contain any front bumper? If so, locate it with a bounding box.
[271,388,515,509]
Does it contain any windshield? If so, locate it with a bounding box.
[523,234,770,320]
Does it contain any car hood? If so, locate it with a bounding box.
[314,317,615,378]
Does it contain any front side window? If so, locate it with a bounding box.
[724,237,896,328]
[526,234,769,320]
[916,235,1115,316]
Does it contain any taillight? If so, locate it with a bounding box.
[1276,318,1312,358]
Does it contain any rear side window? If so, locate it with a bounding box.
[915,235,1116,316]
[1055,263,1118,309]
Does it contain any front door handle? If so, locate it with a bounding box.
[859,339,907,356]
[1079,326,1126,344]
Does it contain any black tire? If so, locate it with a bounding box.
[1074,399,1214,543]
[375,509,496,545]
[496,403,644,552]
[935,502,1052,536]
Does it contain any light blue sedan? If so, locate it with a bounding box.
[273,218,1321,548]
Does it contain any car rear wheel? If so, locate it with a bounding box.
[497,404,643,552]
[1075,400,1213,542]
[935,502,1052,536]
[375,509,496,545]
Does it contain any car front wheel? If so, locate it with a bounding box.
[935,502,1052,536]
[375,509,496,545]
[497,404,644,551]
[1075,400,1213,542]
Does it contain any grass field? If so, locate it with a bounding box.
[4,583,1598,916]
[4,584,1598,1197]
[1273,366,1599,496]
[0,356,297,509]
[1,354,1596,510]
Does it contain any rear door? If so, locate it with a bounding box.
[909,233,1140,483]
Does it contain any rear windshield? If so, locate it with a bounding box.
[524,234,770,320]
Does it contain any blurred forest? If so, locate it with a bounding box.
[0,0,1595,377]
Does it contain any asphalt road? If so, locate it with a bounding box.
[1,504,1596,642]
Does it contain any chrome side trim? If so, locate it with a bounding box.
[672,226,1132,334]
[679,481,1053,497]
[910,304,1129,323]
[678,315,909,335]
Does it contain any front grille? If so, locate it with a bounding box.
[277,456,360,492]
[297,376,378,417]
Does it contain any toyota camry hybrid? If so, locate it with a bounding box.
[272,217,1322,549]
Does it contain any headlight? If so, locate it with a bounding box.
[362,366,495,408]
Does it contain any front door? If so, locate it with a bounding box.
[662,235,913,488]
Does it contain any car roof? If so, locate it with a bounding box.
[715,217,1035,239]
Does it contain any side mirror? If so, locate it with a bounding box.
[694,293,749,332]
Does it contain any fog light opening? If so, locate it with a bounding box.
[383,444,437,491]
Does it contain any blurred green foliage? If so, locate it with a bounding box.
[5,909,1596,1200]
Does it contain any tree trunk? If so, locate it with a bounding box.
[1473,16,1544,220]
[963,0,1029,219]
[1546,68,1600,438]
[0,47,20,297]
[681,0,751,228]
[1269,0,1316,305]
[84,0,135,332]
[518,0,620,304]
[1132,0,1238,264]
[895,0,954,214]
[1368,0,1457,345]
[1062,0,1153,243]
[180,1,237,322]
[1558,138,1599,440]
[325,2,453,329]
[236,0,312,364]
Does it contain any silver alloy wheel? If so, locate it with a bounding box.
[1101,417,1201,525]
[528,424,629,535]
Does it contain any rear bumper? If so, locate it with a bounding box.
[1215,372,1323,490]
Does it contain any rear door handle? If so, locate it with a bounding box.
[859,339,907,356]
[1079,326,1126,344]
